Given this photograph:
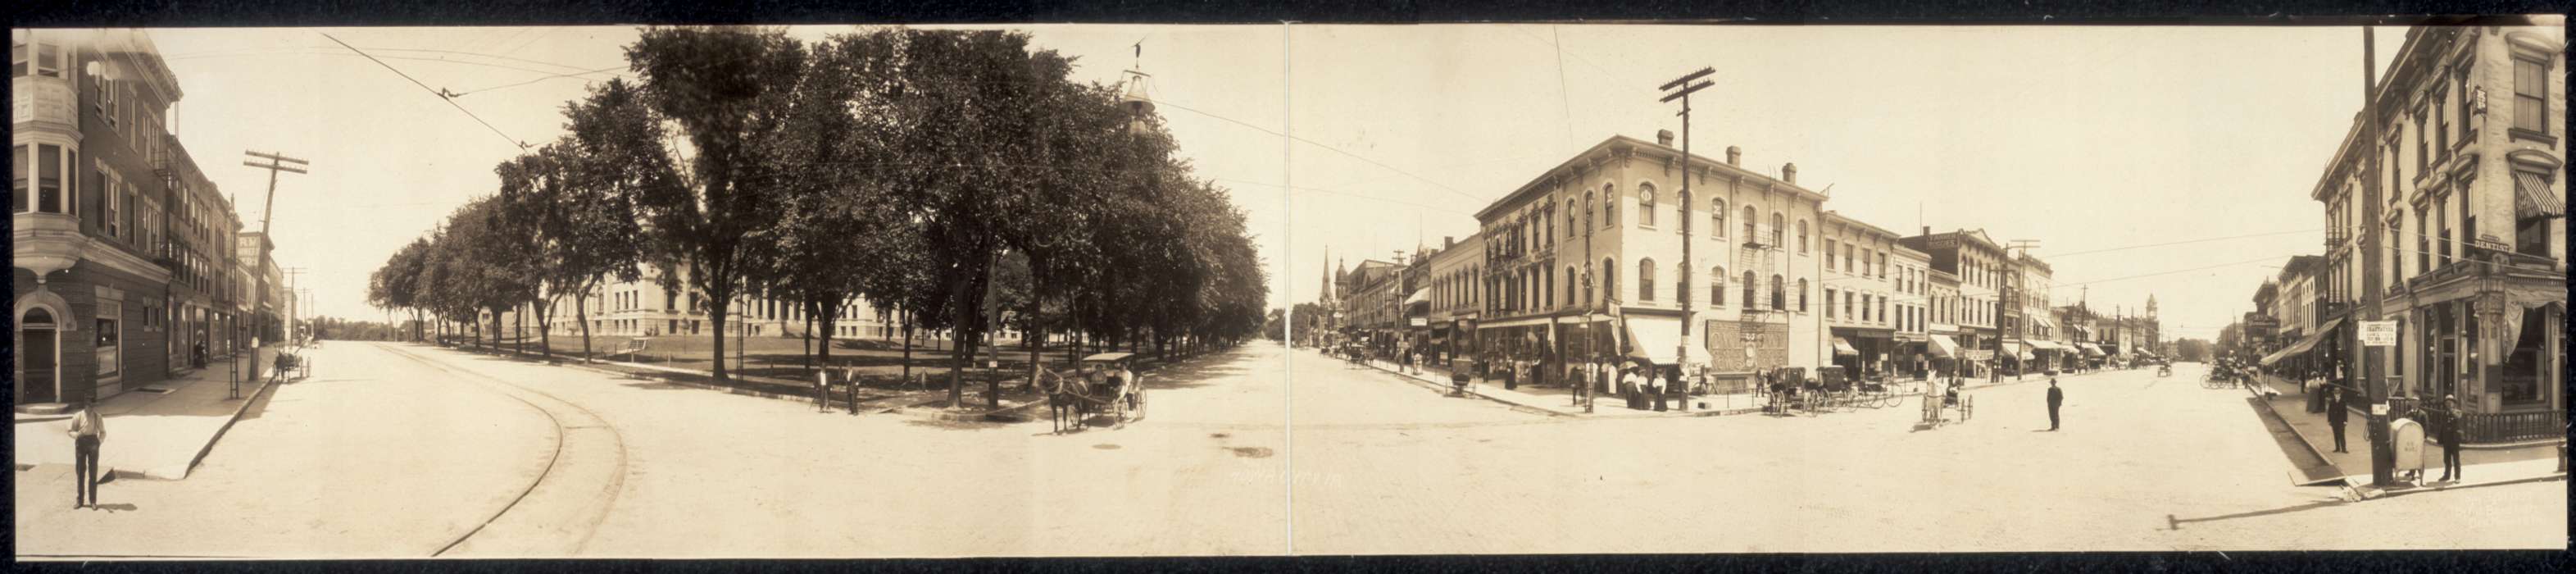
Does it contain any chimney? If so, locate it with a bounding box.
[1782,162,1798,184]
[1922,226,1932,237]
[1656,130,1675,147]
[1725,146,1741,166]
[1443,236,1454,249]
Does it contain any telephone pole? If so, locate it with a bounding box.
[283,266,307,344]
[240,151,307,394]
[2356,27,2397,487]
[1661,66,1715,412]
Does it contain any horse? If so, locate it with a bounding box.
[1041,368,1096,435]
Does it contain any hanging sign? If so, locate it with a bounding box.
[2358,321,2397,347]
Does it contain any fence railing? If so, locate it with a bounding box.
[2462,410,2563,444]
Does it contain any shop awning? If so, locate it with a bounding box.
[1832,337,1860,356]
[2079,344,2105,357]
[1622,316,1686,366]
[2031,315,2056,329]
[2012,342,2034,362]
[1927,335,1960,358]
[2258,319,2340,367]
[2516,171,2564,219]
[2027,339,2064,351]
[1404,289,1429,305]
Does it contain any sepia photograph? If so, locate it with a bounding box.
[8,12,2569,561]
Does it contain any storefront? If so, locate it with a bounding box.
[1829,326,1897,379]
[2391,251,2564,442]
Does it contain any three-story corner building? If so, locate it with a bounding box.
[2311,24,2563,439]
[14,28,190,404]
[1470,133,1828,384]
[1927,268,1965,370]
[2013,253,2074,371]
[1901,228,2008,376]
[1819,211,1924,378]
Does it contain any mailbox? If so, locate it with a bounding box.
[2389,417,2426,481]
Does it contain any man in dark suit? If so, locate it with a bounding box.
[2326,387,2349,453]
[2044,378,2064,431]
[2435,395,2465,482]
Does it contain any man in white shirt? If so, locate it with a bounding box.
[67,400,106,508]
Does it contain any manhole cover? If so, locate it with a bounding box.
[1093,444,1122,450]
[1228,447,1274,458]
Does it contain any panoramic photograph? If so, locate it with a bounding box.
[9,18,2567,559]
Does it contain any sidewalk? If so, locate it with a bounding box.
[2247,375,2567,496]
[448,343,1060,421]
[13,345,286,480]
[1345,358,1757,418]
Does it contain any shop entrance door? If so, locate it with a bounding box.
[19,308,61,403]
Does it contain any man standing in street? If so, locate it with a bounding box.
[2044,377,2065,431]
[68,400,106,508]
[2435,395,2465,482]
[2327,387,2350,453]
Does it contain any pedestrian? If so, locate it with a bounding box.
[67,400,105,508]
[2435,395,2465,482]
[1502,356,1519,391]
[2045,377,2065,431]
[2326,387,2349,453]
[1655,367,1675,412]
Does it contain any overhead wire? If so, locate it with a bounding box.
[322,32,528,152]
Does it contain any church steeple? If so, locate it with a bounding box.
[2146,294,2158,317]
[1319,246,1334,303]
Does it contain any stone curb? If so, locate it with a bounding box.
[2239,381,2347,490]
[1348,359,1583,418]
[160,363,286,481]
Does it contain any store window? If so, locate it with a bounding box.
[97,306,122,378]
[2501,307,2547,404]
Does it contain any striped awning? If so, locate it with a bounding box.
[2516,171,2564,219]
[1927,335,1960,358]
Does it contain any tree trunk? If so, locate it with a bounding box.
[574,290,594,363]
[513,303,525,356]
[533,298,553,360]
[704,274,734,383]
[901,312,915,388]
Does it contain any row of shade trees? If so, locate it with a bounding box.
[367,26,1270,407]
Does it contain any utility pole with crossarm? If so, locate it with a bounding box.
[239,150,307,397]
[1661,67,1714,412]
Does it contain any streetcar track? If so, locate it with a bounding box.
[375,343,629,557]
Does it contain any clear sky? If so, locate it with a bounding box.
[142,23,2498,340]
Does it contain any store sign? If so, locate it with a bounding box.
[1965,349,1994,362]
[1409,317,1428,326]
[2358,321,2397,347]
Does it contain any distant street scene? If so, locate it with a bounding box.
[12,19,2565,558]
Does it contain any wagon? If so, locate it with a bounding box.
[1037,353,1147,433]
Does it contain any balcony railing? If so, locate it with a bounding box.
[2461,410,2562,444]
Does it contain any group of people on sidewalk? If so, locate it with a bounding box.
[2318,384,2467,483]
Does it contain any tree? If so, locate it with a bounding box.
[739,30,911,379]
[368,237,433,341]
[612,26,809,382]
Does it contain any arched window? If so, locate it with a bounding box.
[1602,184,1617,229]
[1638,258,1656,302]
[1770,274,1785,310]
[1741,205,1757,242]
[1565,266,1578,307]
[1638,184,1657,227]
[1742,271,1757,309]
[1542,266,1555,309]
[1797,278,1809,312]
[1583,262,1597,305]
[1712,266,1727,306]
[1712,198,1729,237]
[1583,189,1596,230]
[1770,212,1785,247]
[1797,220,1810,253]
[1601,257,1616,304]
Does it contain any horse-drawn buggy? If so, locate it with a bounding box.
[1920,378,1974,426]
[1037,353,1148,433]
